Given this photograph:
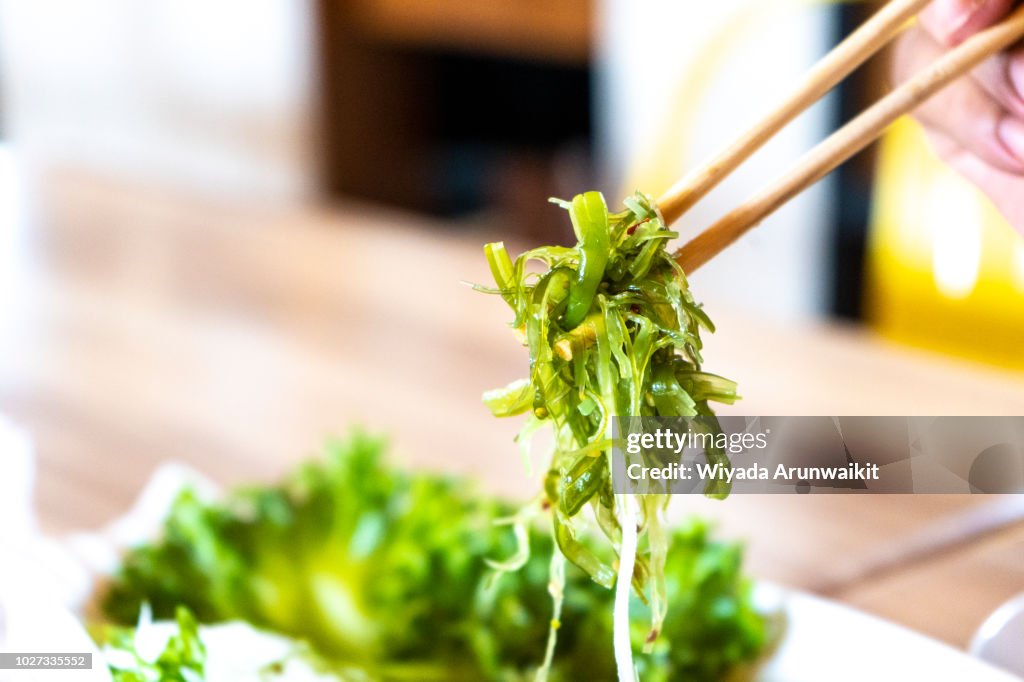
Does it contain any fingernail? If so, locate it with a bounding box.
[998,117,1024,165]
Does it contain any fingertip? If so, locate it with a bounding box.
[1012,50,1024,108]
[996,117,1024,173]
[920,0,1015,46]
[920,0,981,45]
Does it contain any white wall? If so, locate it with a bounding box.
[0,0,317,201]
[598,0,835,321]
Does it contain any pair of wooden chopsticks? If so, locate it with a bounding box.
[662,0,1024,273]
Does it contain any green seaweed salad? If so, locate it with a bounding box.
[479,191,742,677]
[97,191,770,681]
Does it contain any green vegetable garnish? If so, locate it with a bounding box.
[564,192,612,328]
[99,432,768,681]
[103,606,206,682]
[480,191,739,676]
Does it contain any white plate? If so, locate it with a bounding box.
[5,584,1019,682]
[757,589,1022,681]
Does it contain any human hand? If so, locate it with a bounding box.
[892,0,1024,231]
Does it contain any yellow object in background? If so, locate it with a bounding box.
[867,116,1024,369]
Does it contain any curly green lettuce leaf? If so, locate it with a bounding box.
[99,607,376,682]
[99,432,768,681]
[103,606,206,682]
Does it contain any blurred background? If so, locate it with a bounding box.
[2,0,1024,657]
[3,0,1022,360]
[4,0,1024,503]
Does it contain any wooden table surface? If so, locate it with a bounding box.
[2,173,1024,652]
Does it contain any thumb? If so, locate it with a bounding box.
[920,0,1017,45]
